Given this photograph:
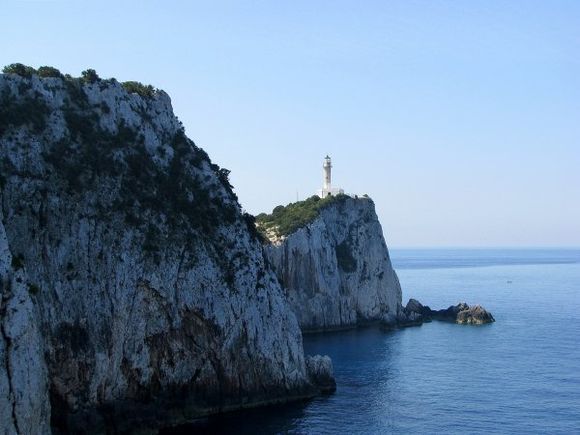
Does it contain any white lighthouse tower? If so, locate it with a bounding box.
[317,155,344,198]
[323,155,332,192]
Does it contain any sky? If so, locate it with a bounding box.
[2,0,579,247]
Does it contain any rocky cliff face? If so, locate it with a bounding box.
[263,196,403,331]
[0,71,329,433]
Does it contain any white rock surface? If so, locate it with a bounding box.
[1,209,51,435]
[264,196,403,331]
[0,72,323,432]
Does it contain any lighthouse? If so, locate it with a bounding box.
[317,155,344,198]
[323,155,332,191]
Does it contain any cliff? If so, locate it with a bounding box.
[0,68,332,433]
[259,195,403,332]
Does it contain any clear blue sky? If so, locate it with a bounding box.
[2,0,579,247]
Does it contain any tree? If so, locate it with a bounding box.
[81,69,100,83]
[37,66,63,78]
[122,81,156,98]
[2,63,36,78]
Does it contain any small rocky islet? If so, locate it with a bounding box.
[402,299,495,325]
[0,64,493,433]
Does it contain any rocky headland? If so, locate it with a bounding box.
[0,66,334,434]
[258,196,495,331]
[258,195,404,331]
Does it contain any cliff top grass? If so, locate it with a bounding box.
[256,194,351,239]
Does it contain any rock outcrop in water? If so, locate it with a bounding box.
[455,305,495,324]
[403,299,495,325]
[0,68,333,433]
[259,195,404,332]
[305,355,336,393]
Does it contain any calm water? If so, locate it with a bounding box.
[171,249,580,434]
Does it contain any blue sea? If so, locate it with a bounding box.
[170,249,580,434]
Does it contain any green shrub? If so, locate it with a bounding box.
[37,66,63,78]
[2,63,36,77]
[122,81,156,98]
[217,168,234,191]
[28,283,40,295]
[0,89,50,135]
[243,212,265,242]
[256,194,349,238]
[81,68,100,83]
[11,253,25,270]
[63,78,89,107]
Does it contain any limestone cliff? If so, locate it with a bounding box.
[260,195,403,332]
[0,69,331,433]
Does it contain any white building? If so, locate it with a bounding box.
[317,155,344,198]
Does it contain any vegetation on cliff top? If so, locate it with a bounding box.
[1,63,158,98]
[256,194,350,239]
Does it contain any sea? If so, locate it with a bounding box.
[168,249,580,434]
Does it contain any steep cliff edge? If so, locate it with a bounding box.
[0,68,331,433]
[259,195,403,332]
